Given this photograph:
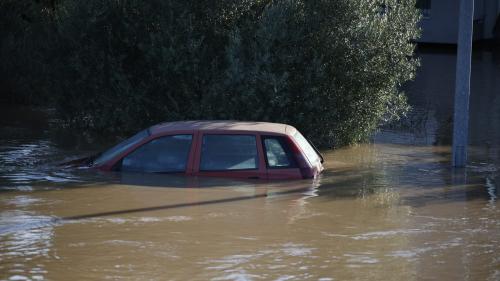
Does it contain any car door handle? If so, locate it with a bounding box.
[248,176,260,179]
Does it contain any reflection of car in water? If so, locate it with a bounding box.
[69,121,324,180]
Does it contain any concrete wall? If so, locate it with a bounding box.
[482,0,500,38]
[418,0,461,44]
[418,0,500,44]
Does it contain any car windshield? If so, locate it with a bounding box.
[293,131,320,164]
[93,129,150,167]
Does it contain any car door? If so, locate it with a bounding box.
[193,131,267,179]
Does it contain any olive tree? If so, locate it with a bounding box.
[0,0,56,104]
[11,0,419,147]
[53,0,232,132]
[209,0,420,146]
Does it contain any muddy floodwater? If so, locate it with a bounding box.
[1,47,499,281]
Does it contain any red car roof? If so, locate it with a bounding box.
[149,120,297,136]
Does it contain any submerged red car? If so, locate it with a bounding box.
[83,121,323,180]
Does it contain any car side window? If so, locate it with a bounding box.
[120,135,192,173]
[200,135,258,171]
[262,136,297,168]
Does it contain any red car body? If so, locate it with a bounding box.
[91,121,324,180]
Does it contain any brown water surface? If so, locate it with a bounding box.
[1,48,499,281]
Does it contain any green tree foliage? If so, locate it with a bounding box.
[1,0,420,147]
[53,0,225,131]
[212,0,419,146]
[0,0,57,104]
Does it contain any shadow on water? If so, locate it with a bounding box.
[0,162,496,236]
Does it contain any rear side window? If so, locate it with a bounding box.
[200,135,258,171]
[262,136,297,168]
[293,131,320,164]
[120,135,192,173]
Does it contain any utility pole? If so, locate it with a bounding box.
[452,0,474,167]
